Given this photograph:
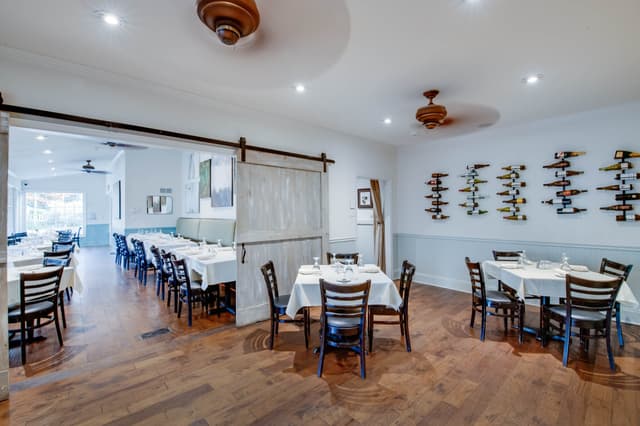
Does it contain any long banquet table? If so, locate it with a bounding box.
[126,233,198,259]
[482,260,639,307]
[286,265,402,319]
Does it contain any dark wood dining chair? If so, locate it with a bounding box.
[326,252,360,265]
[43,256,72,328]
[52,240,75,253]
[317,279,371,379]
[43,248,73,259]
[368,260,415,352]
[72,227,82,247]
[491,250,523,293]
[8,267,65,364]
[171,258,209,326]
[600,258,633,347]
[260,261,309,350]
[150,246,165,299]
[133,240,154,285]
[465,257,524,343]
[542,273,623,370]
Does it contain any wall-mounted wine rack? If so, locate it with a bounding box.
[496,165,527,220]
[597,150,640,222]
[542,151,587,215]
[459,164,489,216]
[425,173,449,220]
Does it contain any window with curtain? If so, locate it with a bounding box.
[24,192,84,235]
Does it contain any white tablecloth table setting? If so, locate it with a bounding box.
[172,246,237,291]
[8,250,80,269]
[482,260,639,308]
[7,265,83,308]
[127,233,197,259]
[286,264,402,319]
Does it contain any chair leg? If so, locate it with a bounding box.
[518,303,524,344]
[503,308,508,333]
[359,335,366,379]
[59,293,67,329]
[187,295,193,327]
[303,308,309,349]
[615,302,624,347]
[470,306,476,327]
[54,312,64,347]
[177,299,183,318]
[317,324,327,377]
[562,318,571,367]
[368,311,374,353]
[174,290,179,313]
[606,323,616,371]
[20,319,27,365]
[404,311,412,352]
[269,316,275,350]
[480,305,487,341]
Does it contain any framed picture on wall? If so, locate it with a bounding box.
[199,159,211,198]
[211,155,234,207]
[357,188,373,209]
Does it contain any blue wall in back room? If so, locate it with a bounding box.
[81,223,110,247]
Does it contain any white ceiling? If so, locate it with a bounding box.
[1,0,639,145]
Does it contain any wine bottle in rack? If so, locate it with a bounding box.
[543,151,587,214]
[459,186,479,193]
[502,181,526,188]
[615,193,640,201]
[467,210,488,215]
[427,172,449,220]
[467,164,490,170]
[600,204,634,211]
[614,150,640,160]
[597,184,632,191]
[555,170,584,178]
[502,198,526,204]
[496,189,520,196]
[502,165,526,171]
[466,178,488,185]
[543,160,571,169]
[554,151,586,159]
[497,206,520,213]
[616,213,639,221]
[599,162,633,171]
[497,172,519,180]
[459,202,479,208]
[459,171,479,178]
[467,195,487,200]
[615,172,640,181]
[543,180,571,187]
[504,214,527,221]
[556,189,587,197]
[542,198,571,205]
[557,207,587,214]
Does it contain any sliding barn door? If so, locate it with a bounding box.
[235,151,328,326]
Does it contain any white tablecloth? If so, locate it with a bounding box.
[8,251,80,269]
[127,233,197,259]
[482,260,639,308]
[173,246,237,290]
[7,265,83,308]
[286,265,402,318]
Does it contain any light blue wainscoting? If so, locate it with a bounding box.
[80,224,110,247]
[394,233,640,325]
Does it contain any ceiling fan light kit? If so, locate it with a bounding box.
[197,0,260,46]
[416,90,448,129]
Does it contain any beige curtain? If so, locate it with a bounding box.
[370,179,386,273]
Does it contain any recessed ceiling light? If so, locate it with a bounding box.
[48,159,54,164]
[102,13,121,26]
[50,167,56,171]
[295,84,306,93]
[42,149,52,155]
[35,135,47,141]
[383,117,392,125]
[523,73,543,85]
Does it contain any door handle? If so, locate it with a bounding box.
[241,244,247,264]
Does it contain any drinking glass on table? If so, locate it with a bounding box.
[560,252,571,271]
[312,256,320,271]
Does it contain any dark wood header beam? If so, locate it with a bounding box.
[0,93,335,167]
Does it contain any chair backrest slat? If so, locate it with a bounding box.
[565,274,623,313]
[492,250,522,261]
[170,257,193,297]
[465,257,486,299]
[600,258,632,281]
[320,279,370,329]
[43,248,73,259]
[20,267,63,312]
[326,252,359,265]
[398,260,416,309]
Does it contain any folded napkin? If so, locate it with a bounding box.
[569,265,589,272]
[299,265,317,275]
[362,264,379,273]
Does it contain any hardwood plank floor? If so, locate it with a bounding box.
[0,247,638,425]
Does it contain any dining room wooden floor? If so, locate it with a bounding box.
[1,247,638,425]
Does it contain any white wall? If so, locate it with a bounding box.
[0,49,396,247]
[106,152,126,236]
[395,101,640,323]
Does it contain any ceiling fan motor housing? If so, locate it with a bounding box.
[197,0,260,46]
[416,89,448,129]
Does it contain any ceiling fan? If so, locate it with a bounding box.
[411,89,500,137]
[80,160,110,174]
[101,141,147,150]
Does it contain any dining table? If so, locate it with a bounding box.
[7,264,83,309]
[126,232,197,259]
[172,245,237,290]
[286,264,403,319]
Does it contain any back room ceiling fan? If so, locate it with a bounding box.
[101,141,147,150]
[80,160,110,174]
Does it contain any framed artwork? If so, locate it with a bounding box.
[199,159,211,198]
[211,155,234,207]
[358,188,373,209]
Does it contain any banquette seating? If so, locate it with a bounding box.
[175,218,236,246]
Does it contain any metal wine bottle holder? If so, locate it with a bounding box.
[597,150,638,222]
[542,152,587,215]
[496,165,527,220]
[425,173,449,220]
[458,164,489,216]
